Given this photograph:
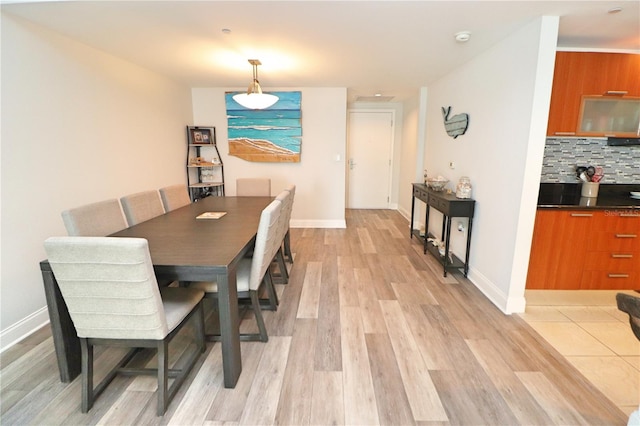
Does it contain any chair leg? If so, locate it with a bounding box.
[80,338,93,413]
[195,301,206,353]
[250,291,268,342]
[265,272,279,309]
[284,230,293,263]
[275,247,289,284]
[157,341,169,416]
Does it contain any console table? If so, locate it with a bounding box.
[410,183,475,277]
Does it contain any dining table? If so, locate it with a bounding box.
[40,195,273,388]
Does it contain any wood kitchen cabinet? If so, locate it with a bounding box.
[526,210,592,289]
[526,209,640,289]
[546,52,640,136]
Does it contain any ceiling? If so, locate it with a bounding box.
[3,1,639,102]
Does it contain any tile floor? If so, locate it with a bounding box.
[520,290,640,418]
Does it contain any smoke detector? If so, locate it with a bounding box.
[455,31,471,43]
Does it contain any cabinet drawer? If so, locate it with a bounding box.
[413,187,428,202]
[428,195,449,214]
[590,231,640,250]
[584,251,639,271]
[580,270,639,289]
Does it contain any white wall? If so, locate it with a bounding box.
[0,13,193,349]
[423,17,558,313]
[191,87,347,228]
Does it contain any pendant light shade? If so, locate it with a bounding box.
[232,59,279,110]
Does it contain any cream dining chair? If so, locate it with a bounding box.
[189,199,282,342]
[61,199,127,237]
[120,190,165,226]
[43,236,205,416]
[159,184,191,212]
[236,178,271,196]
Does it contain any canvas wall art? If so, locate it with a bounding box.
[225,91,302,162]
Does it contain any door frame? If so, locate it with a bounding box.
[346,108,396,209]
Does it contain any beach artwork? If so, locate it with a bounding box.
[225,91,302,163]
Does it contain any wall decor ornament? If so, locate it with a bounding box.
[442,106,469,138]
[225,91,302,163]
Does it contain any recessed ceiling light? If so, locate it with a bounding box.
[608,7,623,14]
[222,28,231,34]
[455,31,471,43]
[374,93,382,97]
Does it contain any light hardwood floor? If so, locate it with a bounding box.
[0,209,629,425]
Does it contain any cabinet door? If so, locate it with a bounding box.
[546,52,640,136]
[526,210,594,289]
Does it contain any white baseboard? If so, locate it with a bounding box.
[291,219,346,229]
[466,267,524,314]
[0,306,50,353]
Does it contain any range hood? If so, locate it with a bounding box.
[607,137,640,146]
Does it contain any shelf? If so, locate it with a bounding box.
[419,231,466,272]
[189,182,224,188]
[188,163,221,168]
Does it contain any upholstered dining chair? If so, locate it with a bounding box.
[61,199,127,236]
[281,184,296,263]
[159,184,191,212]
[189,199,282,342]
[120,190,165,226]
[236,178,271,196]
[616,293,640,341]
[43,236,205,416]
[271,190,292,284]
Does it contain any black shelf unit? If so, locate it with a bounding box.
[186,126,225,202]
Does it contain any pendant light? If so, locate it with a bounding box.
[232,59,279,109]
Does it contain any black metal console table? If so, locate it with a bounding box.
[410,183,475,277]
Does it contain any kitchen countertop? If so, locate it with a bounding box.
[538,183,640,210]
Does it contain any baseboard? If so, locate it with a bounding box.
[0,306,50,353]
[290,219,346,229]
[466,267,525,314]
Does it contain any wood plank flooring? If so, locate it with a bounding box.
[0,209,628,425]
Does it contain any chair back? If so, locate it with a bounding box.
[282,184,295,234]
[274,190,291,242]
[44,236,168,340]
[236,178,271,196]
[159,184,191,212]
[248,200,283,291]
[61,199,127,236]
[120,190,165,226]
[616,293,640,341]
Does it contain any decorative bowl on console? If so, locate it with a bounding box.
[426,177,449,191]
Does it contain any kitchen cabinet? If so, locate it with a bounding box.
[526,210,592,289]
[526,209,640,289]
[546,52,640,136]
[186,126,225,201]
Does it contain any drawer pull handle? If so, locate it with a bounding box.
[570,213,593,217]
[608,274,630,278]
[612,254,633,258]
[615,234,637,238]
[620,214,639,218]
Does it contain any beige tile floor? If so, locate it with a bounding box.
[520,290,640,418]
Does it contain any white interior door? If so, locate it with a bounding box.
[347,111,394,208]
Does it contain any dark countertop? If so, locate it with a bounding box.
[538,183,640,210]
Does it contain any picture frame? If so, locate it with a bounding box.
[188,126,214,145]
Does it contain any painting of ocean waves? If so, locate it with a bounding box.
[225,91,302,162]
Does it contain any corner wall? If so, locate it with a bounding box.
[0,13,193,349]
[423,17,559,313]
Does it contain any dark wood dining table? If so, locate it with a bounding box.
[40,195,273,388]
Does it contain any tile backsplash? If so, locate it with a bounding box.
[541,137,640,183]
